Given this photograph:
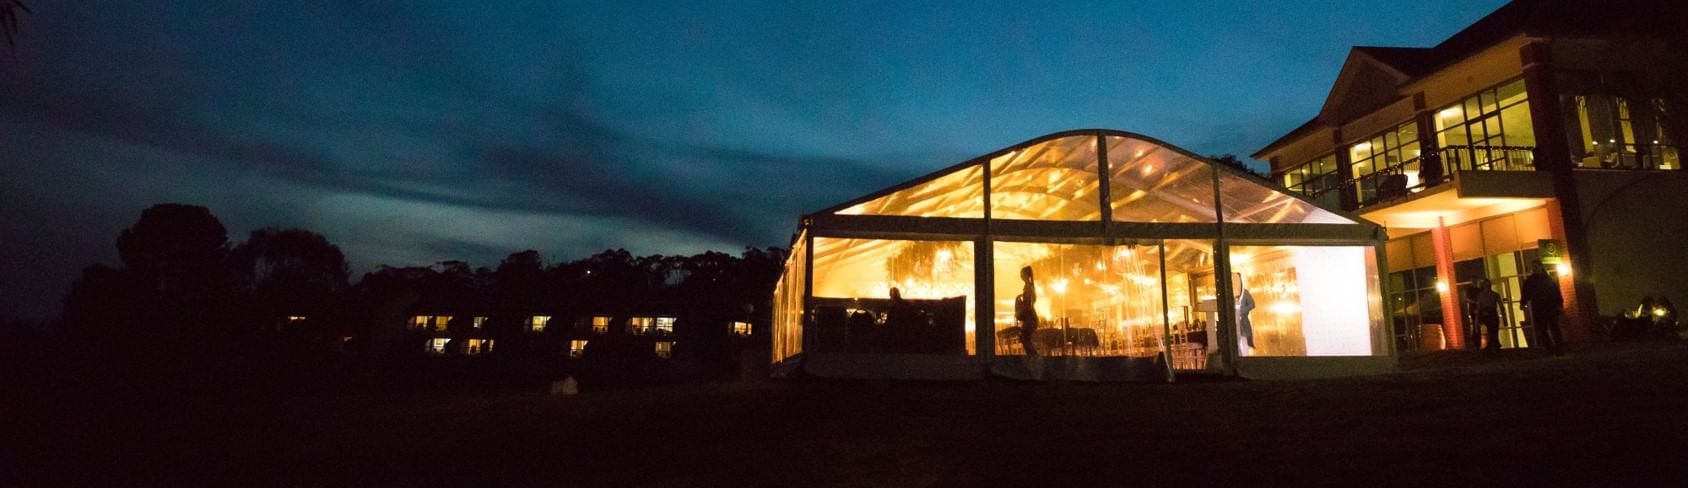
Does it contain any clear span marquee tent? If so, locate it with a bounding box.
[771,130,1393,381]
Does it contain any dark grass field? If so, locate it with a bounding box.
[8,344,1688,487]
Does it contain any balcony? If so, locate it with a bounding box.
[1334,146,1536,211]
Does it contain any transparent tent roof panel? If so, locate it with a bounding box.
[837,164,985,218]
[989,135,1101,221]
[835,132,1354,225]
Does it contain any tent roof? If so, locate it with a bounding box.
[810,129,1373,230]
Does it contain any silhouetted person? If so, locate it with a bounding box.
[1016,266,1039,356]
[886,287,912,323]
[1420,152,1445,186]
[1235,275,1255,356]
[1464,279,1502,351]
[883,287,917,349]
[1521,261,1564,355]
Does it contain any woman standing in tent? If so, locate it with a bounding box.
[1016,266,1039,356]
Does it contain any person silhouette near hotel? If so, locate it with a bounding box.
[1521,261,1564,355]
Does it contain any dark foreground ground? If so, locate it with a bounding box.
[7,344,1688,487]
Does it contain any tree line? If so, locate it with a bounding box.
[1,203,788,396]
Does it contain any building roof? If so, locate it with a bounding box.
[1350,46,1439,79]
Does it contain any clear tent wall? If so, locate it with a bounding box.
[772,130,1393,381]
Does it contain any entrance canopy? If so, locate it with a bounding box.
[773,130,1392,381]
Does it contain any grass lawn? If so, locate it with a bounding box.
[8,344,1688,486]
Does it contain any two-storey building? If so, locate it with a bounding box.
[1255,0,1687,351]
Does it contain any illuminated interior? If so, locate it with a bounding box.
[810,238,977,355]
[412,315,451,332]
[529,315,550,333]
[628,317,652,334]
[991,240,1216,365]
[773,130,1388,375]
[772,231,808,362]
[1229,245,1387,357]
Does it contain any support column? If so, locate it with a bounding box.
[1522,41,1598,341]
[975,238,995,360]
[1430,217,1465,350]
[1210,168,1238,376]
[1332,127,1358,211]
[1543,199,1588,343]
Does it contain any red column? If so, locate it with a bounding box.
[1543,199,1589,343]
[1430,218,1465,350]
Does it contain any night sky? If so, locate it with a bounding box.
[0,1,1506,320]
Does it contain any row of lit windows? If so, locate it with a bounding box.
[411,315,489,331]
[1435,78,1533,151]
[425,337,495,355]
[567,339,676,359]
[1280,78,1535,198]
[426,337,679,359]
[1279,154,1340,196]
[411,314,710,336]
[1350,120,1422,179]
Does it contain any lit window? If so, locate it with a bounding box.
[465,338,493,355]
[654,341,675,359]
[731,321,752,336]
[628,316,654,335]
[569,340,588,358]
[287,315,308,323]
[472,316,487,329]
[1433,78,1535,171]
[654,316,677,335]
[412,315,449,332]
[592,315,611,334]
[530,315,550,333]
[426,338,450,355]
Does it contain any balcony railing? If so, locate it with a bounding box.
[1333,145,1536,210]
[1440,145,1535,173]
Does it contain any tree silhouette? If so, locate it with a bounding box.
[52,204,240,388]
[116,203,230,301]
[228,228,350,348]
[1208,154,1266,177]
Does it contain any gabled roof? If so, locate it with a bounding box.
[1252,47,1428,160]
[1351,46,1439,79]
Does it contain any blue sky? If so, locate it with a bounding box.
[0,0,1507,320]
